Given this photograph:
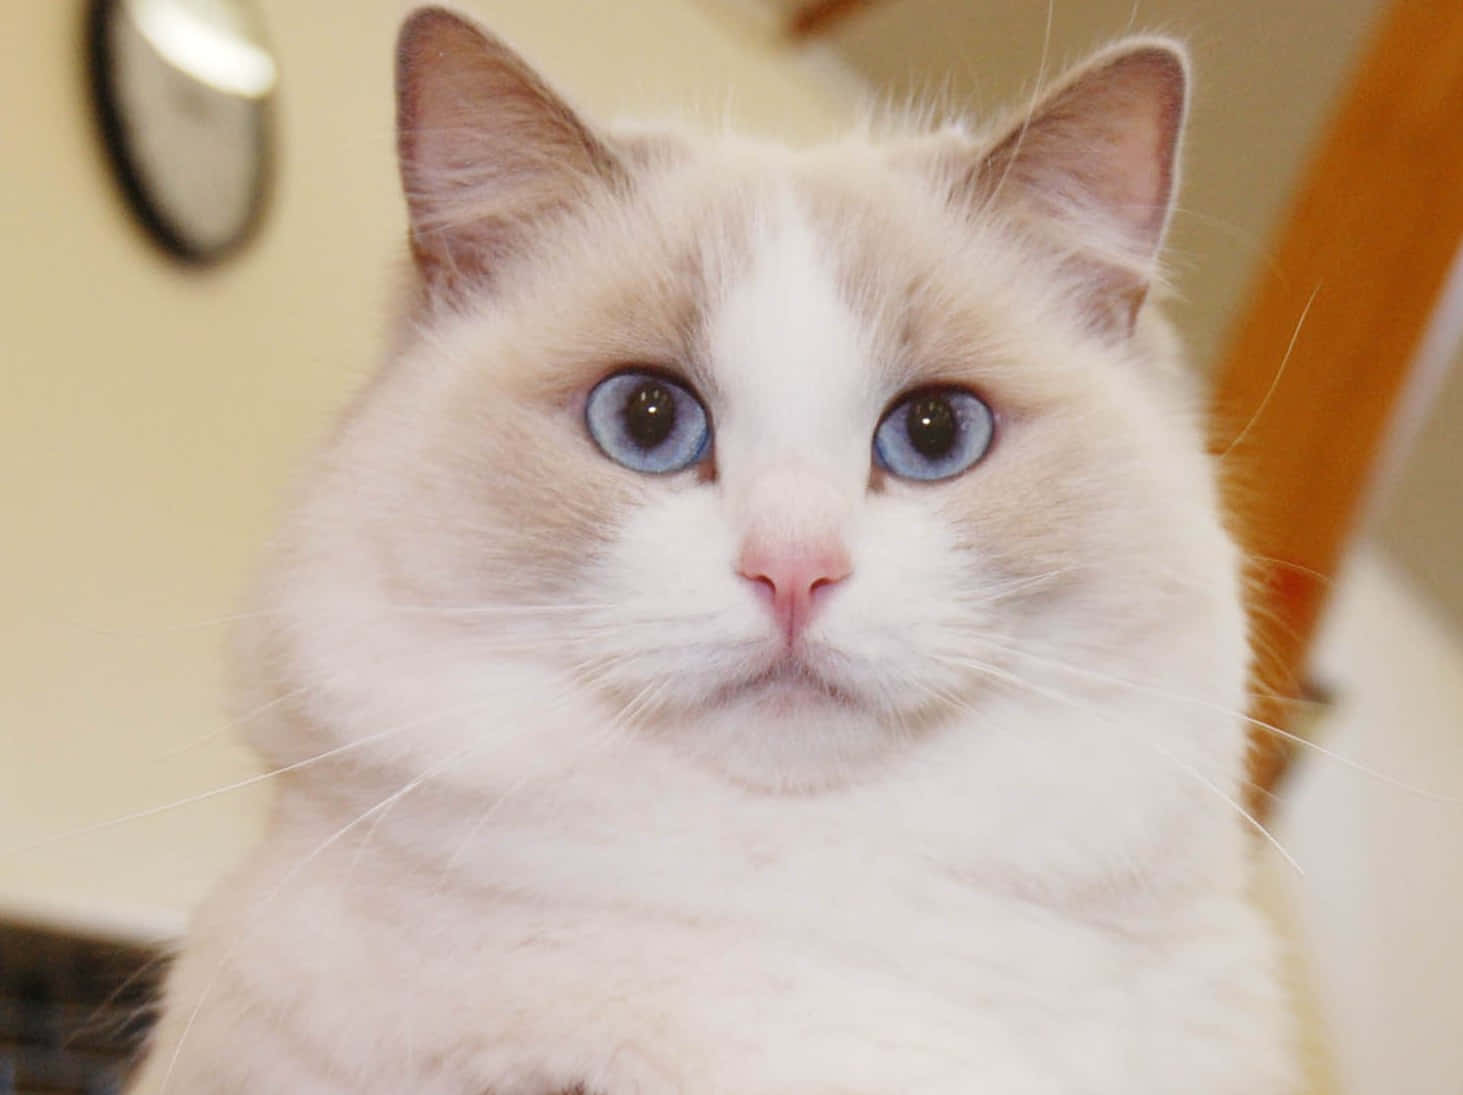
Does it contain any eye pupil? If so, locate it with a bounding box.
[874,387,992,481]
[905,395,957,458]
[587,370,709,474]
[623,382,677,449]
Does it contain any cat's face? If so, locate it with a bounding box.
[245,12,1246,805]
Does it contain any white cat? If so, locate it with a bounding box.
[130,7,1292,1092]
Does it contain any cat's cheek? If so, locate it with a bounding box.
[570,488,772,693]
[599,487,741,607]
[833,494,998,656]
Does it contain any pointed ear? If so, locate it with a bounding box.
[965,39,1188,332]
[395,7,624,295]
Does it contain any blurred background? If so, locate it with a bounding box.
[1,1,1459,1092]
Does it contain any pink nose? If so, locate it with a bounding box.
[737,538,852,643]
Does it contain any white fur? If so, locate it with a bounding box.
[130,24,1293,1095]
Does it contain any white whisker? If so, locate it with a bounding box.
[928,651,1305,876]
[1219,283,1319,462]
[160,734,488,1095]
[1141,735,1304,877]
[979,0,1055,215]
[5,694,507,858]
[953,634,1460,805]
[151,682,320,761]
[434,677,665,883]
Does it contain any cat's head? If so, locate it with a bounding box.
[243,9,1246,816]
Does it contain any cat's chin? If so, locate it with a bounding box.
[669,675,909,793]
[709,655,860,713]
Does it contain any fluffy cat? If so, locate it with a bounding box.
[130,7,1292,1092]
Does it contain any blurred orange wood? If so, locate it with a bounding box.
[786,0,878,39]
[1209,1,1463,810]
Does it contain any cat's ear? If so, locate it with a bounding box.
[959,38,1188,333]
[395,7,624,294]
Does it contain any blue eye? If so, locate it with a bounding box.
[585,370,711,474]
[874,388,994,481]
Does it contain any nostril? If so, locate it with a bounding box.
[746,572,778,602]
[737,537,852,639]
[811,547,853,595]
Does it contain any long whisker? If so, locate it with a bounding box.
[954,634,1459,805]
[978,0,1055,215]
[386,601,623,618]
[150,682,320,761]
[434,677,669,884]
[980,566,1089,600]
[383,680,670,1075]
[928,651,1304,875]
[4,694,507,858]
[59,598,649,638]
[1218,283,1319,462]
[346,676,650,879]
[1141,734,1305,877]
[159,734,488,1095]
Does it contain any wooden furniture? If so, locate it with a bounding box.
[1208,2,1463,810]
[784,0,878,39]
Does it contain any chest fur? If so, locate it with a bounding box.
[139,820,1289,1095]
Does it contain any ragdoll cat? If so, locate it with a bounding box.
[130,7,1292,1092]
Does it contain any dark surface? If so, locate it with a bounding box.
[0,922,161,1095]
[84,0,273,267]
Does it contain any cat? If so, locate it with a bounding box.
[128,6,1293,1092]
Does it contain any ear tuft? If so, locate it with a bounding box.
[966,38,1189,331]
[395,7,623,295]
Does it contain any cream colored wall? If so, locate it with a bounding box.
[0,1,851,939]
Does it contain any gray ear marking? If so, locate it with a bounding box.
[962,38,1190,332]
[395,7,624,295]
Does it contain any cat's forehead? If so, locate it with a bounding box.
[475,141,1098,427]
[675,153,1074,423]
[702,188,881,447]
